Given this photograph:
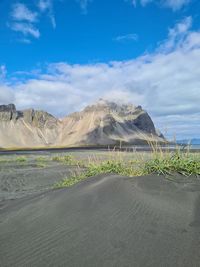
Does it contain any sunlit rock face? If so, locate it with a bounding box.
[0,104,60,147]
[59,99,164,146]
[0,100,165,148]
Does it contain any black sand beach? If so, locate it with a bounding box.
[0,159,80,201]
[1,174,200,267]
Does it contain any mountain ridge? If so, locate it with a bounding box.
[0,100,165,148]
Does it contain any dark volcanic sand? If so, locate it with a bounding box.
[0,160,80,201]
[1,174,200,267]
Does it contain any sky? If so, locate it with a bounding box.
[0,0,200,140]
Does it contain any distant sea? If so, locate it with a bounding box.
[127,144,200,152]
[190,145,200,150]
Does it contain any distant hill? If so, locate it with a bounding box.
[177,139,200,145]
[0,100,165,148]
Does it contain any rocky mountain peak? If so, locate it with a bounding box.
[0,104,16,113]
[83,98,142,115]
[0,104,17,121]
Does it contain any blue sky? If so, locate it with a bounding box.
[0,0,200,139]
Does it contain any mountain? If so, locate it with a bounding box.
[58,99,164,146]
[0,100,165,148]
[0,104,60,148]
[177,139,200,145]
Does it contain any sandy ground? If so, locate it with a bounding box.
[0,158,81,201]
[1,173,200,267]
[0,150,148,201]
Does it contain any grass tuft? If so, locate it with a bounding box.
[55,160,145,188]
[145,152,200,177]
[36,157,48,162]
[16,156,27,162]
[36,162,46,168]
[52,155,76,165]
[55,148,200,189]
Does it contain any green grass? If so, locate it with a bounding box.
[16,156,27,162]
[55,160,145,188]
[52,154,85,168]
[35,157,48,168]
[55,149,200,189]
[0,156,28,163]
[144,152,200,177]
[52,155,76,164]
[36,162,46,168]
[36,156,48,162]
[0,158,9,163]
[55,173,87,188]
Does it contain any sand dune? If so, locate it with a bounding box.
[1,174,200,267]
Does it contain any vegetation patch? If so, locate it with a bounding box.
[52,155,76,164]
[55,160,145,188]
[36,157,48,162]
[16,156,27,162]
[0,156,28,163]
[55,150,200,188]
[0,158,9,163]
[36,162,46,168]
[52,154,85,167]
[145,153,200,177]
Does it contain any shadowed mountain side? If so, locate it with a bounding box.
[0,174,200,267]
[71,122,165,146]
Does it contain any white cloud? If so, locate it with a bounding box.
[2,17,200,139]
[11,3,38,22]
[10,22,40,39]
[158,16,192,52]
[130,0,191,10]
[9,3,40,42]
[77,0,93,14]
[38,0,56,28]
[140,0,153,6]
[9,1,56,42]
[38,0,52,11]
[114,33,138,42]
[163,0,191,11]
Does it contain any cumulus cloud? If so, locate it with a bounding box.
[130,0,191,10]
[2,17,200,139]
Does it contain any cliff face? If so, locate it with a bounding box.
[0,100,165,148]
[0,104,17,121]
[0,104,60,148]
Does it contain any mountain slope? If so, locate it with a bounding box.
[0,100,164,148]
[58,99,164,146]
[0,105,60,148]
